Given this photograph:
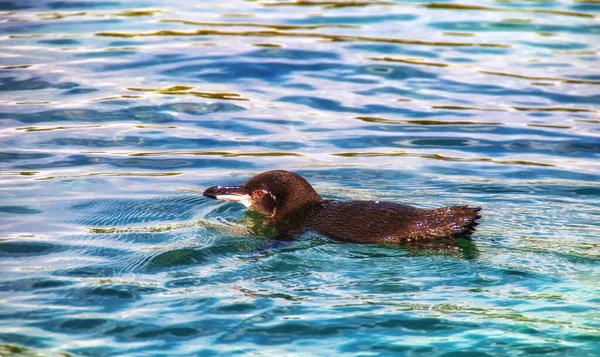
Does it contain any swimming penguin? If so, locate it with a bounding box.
[203,170,481,245]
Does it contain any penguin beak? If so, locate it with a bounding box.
[203,185,251,208]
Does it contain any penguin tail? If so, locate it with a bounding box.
[430,205,482,240]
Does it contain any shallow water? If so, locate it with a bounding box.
[1,0,600,356]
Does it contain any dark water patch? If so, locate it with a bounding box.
[12,155,255,171]
[167,296,220,310]
[0,1,30,10]
[218,322,351,345]
[41,135,304,151]
[145,239,263,271]
[0,278,72,292]
[373,316,471,332]
[54,318,108,333]
[430,21,600,36]
[303,167,600,195]
[133,326,202,339]
[15,154,255,171]
[447,181,600,198]
[244,48,340,60]
[429,78,600,105]
[54,265,115,278]
[439,352,496,357]
[568,187,600,197]
[0,241,60,256]
[106,319,230,344]
[572,334,600,342]
[279,96,466,118]
[82,284,163,301]
[1,0,599,355]
[47,1,121,10]
[343,279,422,294]
[31,284,163,313]
[455,47,512,56]
[101,321,218,343]
[511,344,577,356]
[101,53,215,71]
[521,41,588,51]
[235,116,306,127]
[72,194,205,227]
[86,232,178,248]
[147,248,215,269]
[570,74,600,81]
[161,102,246,115]
[349,44,442,58]
[198,120,273,136]
[323,135,600,159]
[0,102,245,124]
[67,346,119,357]
[0,108,171,124]
[221,314,476,345]
[83,286,135,301]
[283,82,315,90]
[162,60,437,85]
[571,4,600,13]
[31,279,72,290]
[215,302,259,313]
[162,61,340,83]
[4,19,122,36]
[0,206,41,215]
[359,64,438,80]
[38,38,81,46]
[165,277,206,288]
[63,88,98,95]
[334,152,558,170]
[342,341,430,355]
[297,168,420,189]
[95,99,135,106]
[0,77,78,92]
[107,40,139,47]
[76,50,137,59]
[0,306,70,323]
[445,57,475,64]
[109,158,247,170]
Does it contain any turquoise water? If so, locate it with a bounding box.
[1,0,599,355]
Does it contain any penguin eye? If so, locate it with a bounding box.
[254,190,264,198]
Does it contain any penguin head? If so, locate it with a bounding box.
[203,170,322,218]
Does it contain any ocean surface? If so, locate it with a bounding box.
[1,0,599,356]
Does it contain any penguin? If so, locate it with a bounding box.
[203,170,481,245]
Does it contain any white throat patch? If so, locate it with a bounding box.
[215,194,252,208]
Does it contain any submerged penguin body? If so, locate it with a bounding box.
[203,170,481,245]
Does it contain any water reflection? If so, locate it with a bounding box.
[1,0,599,356]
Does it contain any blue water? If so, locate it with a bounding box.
[1,0,600,355]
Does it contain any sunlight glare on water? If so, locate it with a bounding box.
[0,0,599,356]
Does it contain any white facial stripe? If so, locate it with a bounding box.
[215,194,251,208]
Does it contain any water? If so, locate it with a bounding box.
[1,0,599,355]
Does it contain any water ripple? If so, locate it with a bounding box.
[1,0,599,356]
